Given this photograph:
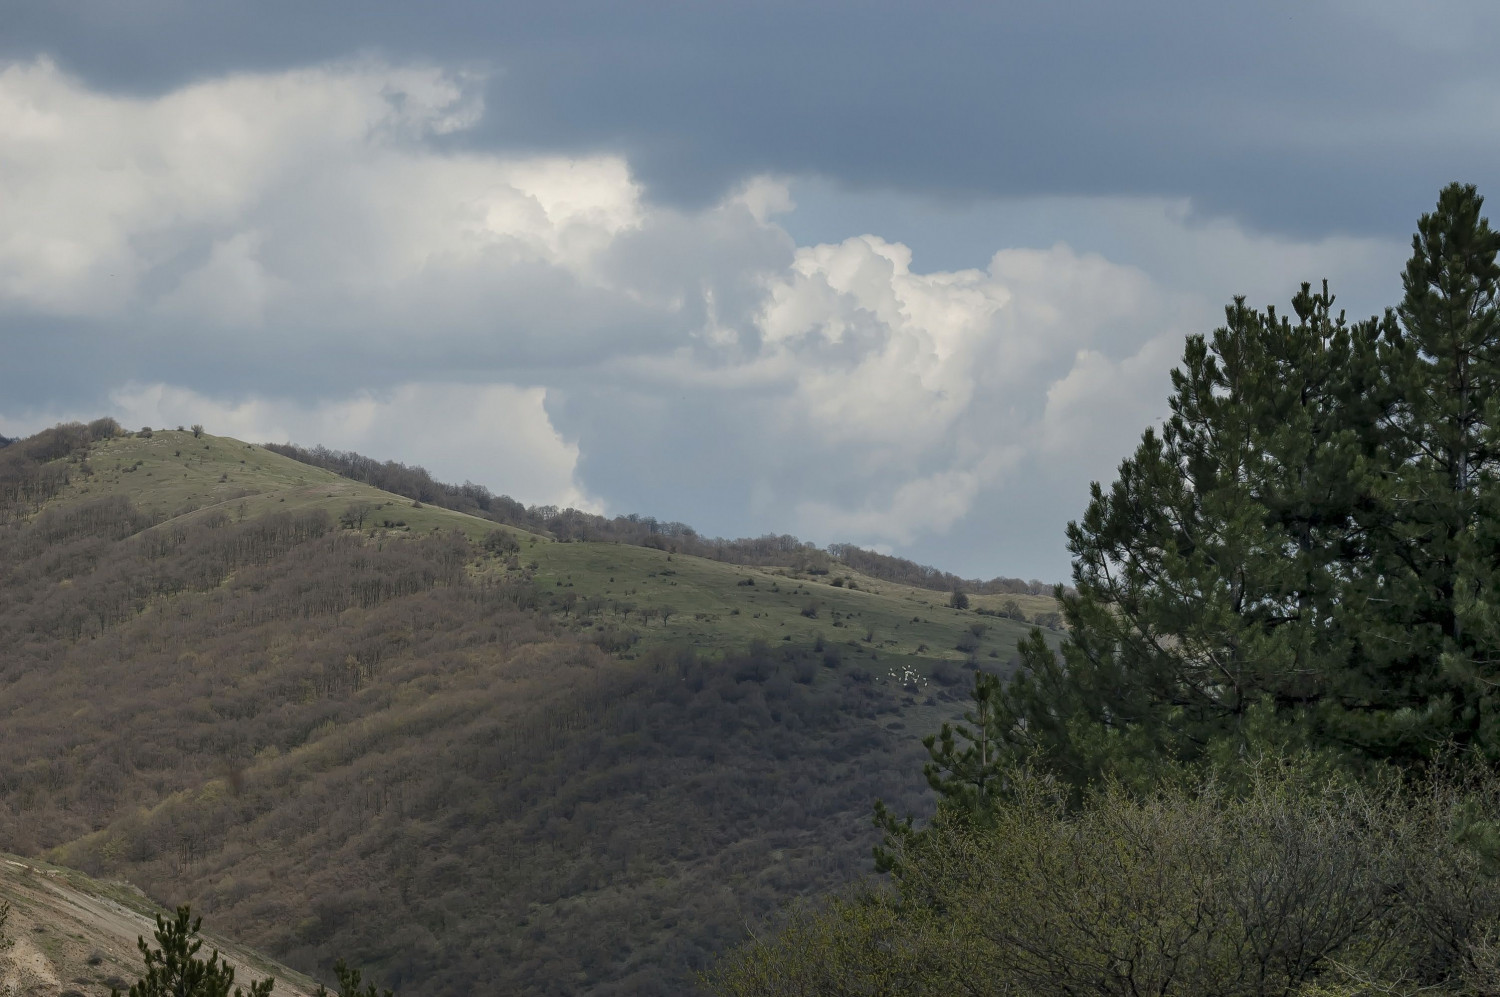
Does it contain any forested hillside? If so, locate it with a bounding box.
[0,418,1051,994]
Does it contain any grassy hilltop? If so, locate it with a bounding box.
[0,422,1060,996]
[76,428,1057,680]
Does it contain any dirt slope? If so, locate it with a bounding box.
[0,856,317,997]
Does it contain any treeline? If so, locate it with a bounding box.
[263,442,1049,594]
[0,416,122,522]
[826,543,1046,595]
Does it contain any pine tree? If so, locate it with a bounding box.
[1348,182,1500,760]
[916,185,1500,810]
[315,959,394,997]
[112,906,273,997]
[987,288,1380,788]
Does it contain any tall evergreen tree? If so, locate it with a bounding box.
[1349,182,1500,760]
[881,187,1500,847]
[942,287,1381,790]
[918,185,1500,809]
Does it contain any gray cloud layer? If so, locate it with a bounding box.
[6,1,1499,235]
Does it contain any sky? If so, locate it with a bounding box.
[1,1,1495,582]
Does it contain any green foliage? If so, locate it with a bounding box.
[0,898,10,948]
[912,184,1500,799]
[316,958,394,997]
[112,905,273,997]
[715,763,1500,996]
[1357,182,1500,759]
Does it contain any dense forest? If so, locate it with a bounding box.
[262,442,1052,596]
[707,184,1500,995]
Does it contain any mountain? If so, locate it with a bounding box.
[0,422,1059,995]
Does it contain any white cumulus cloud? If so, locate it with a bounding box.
[0,56,1409,578]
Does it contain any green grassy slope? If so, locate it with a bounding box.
[74,430,514,539]
[70,429,1060,679]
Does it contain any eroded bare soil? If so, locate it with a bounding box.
[0,856,317,997]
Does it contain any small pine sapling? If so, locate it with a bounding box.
[112,905,273,997]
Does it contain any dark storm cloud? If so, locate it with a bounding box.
[7,0,1497,236]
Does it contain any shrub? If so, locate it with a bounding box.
[88,417,123,439]
[929,661,964,687]
[709,763,1500,996]
[481,529,520,555]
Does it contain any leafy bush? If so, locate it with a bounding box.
[480,529,519,555]
[709,762,1500,996]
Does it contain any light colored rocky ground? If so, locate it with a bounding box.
[0,856,317,997]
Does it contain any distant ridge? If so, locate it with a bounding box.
[264,441,1058,596]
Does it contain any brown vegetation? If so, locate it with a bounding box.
[0,429,934,995]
